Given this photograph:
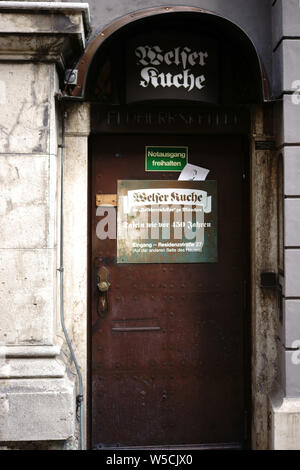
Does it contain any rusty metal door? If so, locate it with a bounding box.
[90,134,249,449]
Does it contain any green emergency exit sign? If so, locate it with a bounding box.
[145,146,188,172]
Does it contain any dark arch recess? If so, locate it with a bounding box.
[71,6,269,103]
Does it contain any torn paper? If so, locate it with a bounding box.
[178,163,210,181]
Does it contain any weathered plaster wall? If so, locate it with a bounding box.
[0,63,57,346]
[251,106,281,450]
[63,101,90,440]
[0,60,76,443]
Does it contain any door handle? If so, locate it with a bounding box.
[97,266,110,316]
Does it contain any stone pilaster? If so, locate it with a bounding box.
[0,2,89,445]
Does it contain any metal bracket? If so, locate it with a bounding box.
[96,194,117,207]
[255,140,276,151]
[260,272,279,289]
[64,69,78,85]
[260,272,283,322]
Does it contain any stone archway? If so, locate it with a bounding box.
[62,7,277,449]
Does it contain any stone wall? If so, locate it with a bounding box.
[0,2,89,447]
[269,0,300,450]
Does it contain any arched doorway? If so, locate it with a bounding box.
[73,7,267,450]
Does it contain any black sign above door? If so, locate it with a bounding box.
[126,34,219,104]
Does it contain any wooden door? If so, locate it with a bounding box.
[90,134,249,449]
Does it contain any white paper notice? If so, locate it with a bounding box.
[178,163,210,181]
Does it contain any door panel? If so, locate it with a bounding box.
[90,134,248,448]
